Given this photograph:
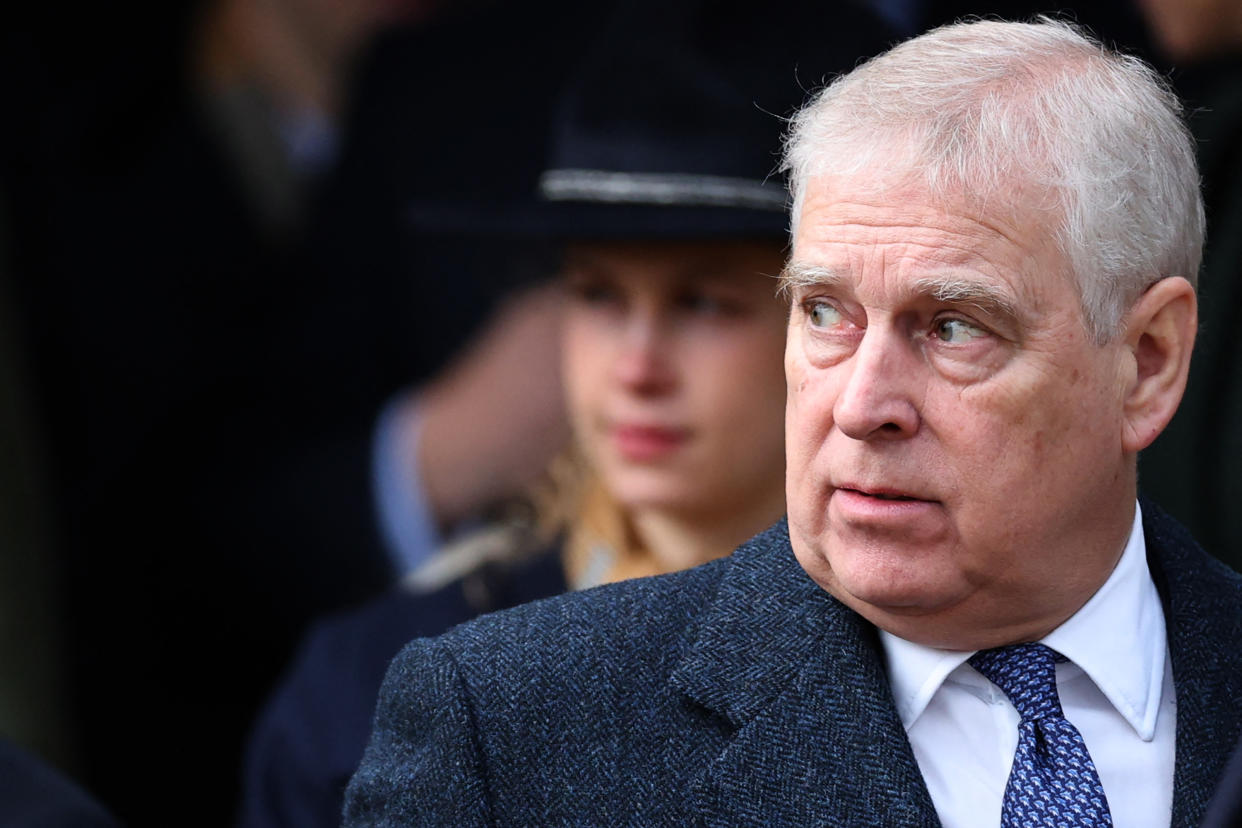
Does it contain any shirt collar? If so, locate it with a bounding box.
[880,501,1166,740]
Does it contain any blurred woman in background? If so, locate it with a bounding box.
[554,239,787,588]
[237,2,893,825]
[237,233,791,828]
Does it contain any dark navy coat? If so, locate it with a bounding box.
[344,505,1242,826]
[0,739,119,827]
[238,547,566,828]
[1203,730,1242,828]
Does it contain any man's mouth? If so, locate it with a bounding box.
[838,486,931,503]
[830,486,940,523]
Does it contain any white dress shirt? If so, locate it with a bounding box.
[880,502,1175,827]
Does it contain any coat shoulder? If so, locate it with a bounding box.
[427,549,733,682]
[419,519,792,681]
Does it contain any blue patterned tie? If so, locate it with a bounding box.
[968,643,1113,827]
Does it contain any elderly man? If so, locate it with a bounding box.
[344,19,1242,828]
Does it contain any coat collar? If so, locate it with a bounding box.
[1142,497,1242,828]
[670,520,940,826]
[671,505,1242,828]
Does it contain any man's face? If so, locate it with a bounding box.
[784,175,1137,649]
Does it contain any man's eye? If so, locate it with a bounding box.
[934,318,986,343]
[808,301,843,328]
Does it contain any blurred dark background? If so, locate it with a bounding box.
[0,1,1236,825]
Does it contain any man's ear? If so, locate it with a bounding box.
[1120,276,1197,452]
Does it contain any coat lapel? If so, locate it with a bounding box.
[1144,499,1242,828]
[670,521,939,827]
[668,505,1242,826]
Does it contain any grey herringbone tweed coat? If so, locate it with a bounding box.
[344,502,1242,826]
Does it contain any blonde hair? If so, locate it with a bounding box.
[533,448,666,587]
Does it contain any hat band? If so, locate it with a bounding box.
[539,169,787,211]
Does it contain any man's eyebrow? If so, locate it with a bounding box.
[911,275,1020,320]
[779,263,1021,319]
[777,262,849,297]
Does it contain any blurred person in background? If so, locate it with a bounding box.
[192,0,438,237]
[239,3,895,826]
[0,0,608,824]
[0,738,120,828]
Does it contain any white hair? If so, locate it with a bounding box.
[782,17,1204,342]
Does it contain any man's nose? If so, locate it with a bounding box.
[614,311,675,393]
[832,325,920,440]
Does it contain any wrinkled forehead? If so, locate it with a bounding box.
[792,161,1071,263]
[796,155,1063,234]
[784,172,1081,320]
[795,166,1059,250]
[789,121,1069,235]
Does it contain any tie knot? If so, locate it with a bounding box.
[968,642,1065,721]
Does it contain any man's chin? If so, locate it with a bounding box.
[834,581,956,616]
[819,566,978,632]
[840,594,976,647]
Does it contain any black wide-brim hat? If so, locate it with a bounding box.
[409,173,789,240]
[407,0,896,241]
